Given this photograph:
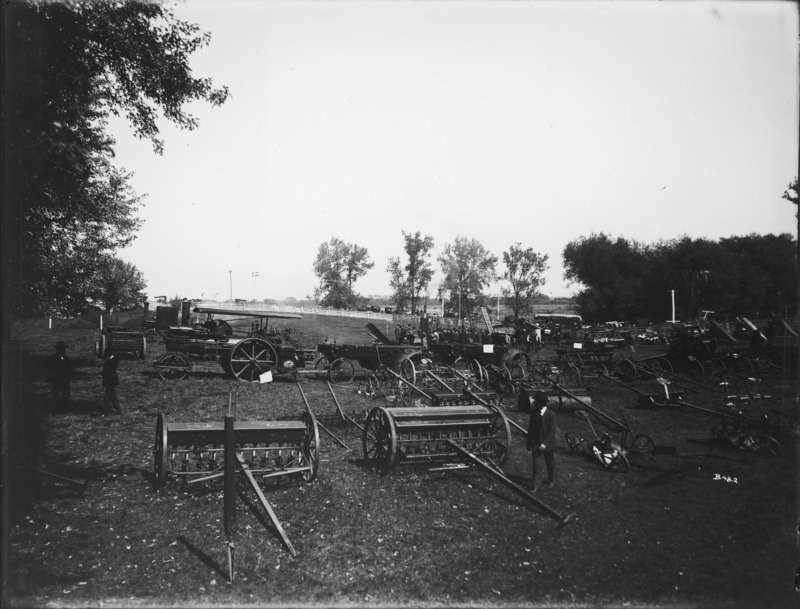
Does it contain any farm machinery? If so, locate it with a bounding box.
[153,398,320,562]
[152,302,316,382]
[95,325,148,360]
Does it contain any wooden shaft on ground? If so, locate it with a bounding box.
[326,381,347,421]
[236,453,297,557]
[444,440,574,526]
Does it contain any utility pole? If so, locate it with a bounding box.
[252,272,259,302]
[229,270,233,302]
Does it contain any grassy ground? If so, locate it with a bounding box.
[3,312,799,608]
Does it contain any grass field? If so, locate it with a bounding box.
[3,311,799,608]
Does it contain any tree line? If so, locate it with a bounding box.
[563,232,797,323]
[312,234,550,318]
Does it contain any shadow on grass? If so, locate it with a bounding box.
[177,535,228,581]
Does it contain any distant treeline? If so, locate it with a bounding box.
[563,233,796,323]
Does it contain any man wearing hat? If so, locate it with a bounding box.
[50,341,72,409]
[526,391,557,490]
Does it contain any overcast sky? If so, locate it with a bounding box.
[109,0,799,303]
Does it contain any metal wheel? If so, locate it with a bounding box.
[154,413,169,487]
[484,406,512,466]
[632,434,655,454]
[157,353,190,380]
[509,363,528,381]
[565,432,579,453]
[313,356,330,371]
[399,357,417,386]
[226,338,278,382]
[586,363,610,387]
[509,351,532,370]
[362,407,397,475]
[299,411,320,481]
[328,357,356,384]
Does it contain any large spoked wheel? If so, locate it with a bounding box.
[363,407,397,475]
[154,413,169,487]
[227,338,278,382]
[482,406,512,466]
[565,432,579,453]
[685,357,706,381]
[299,411,320,482]
[509,351,532,371]
[313,356,330,371]
[587,363,610,387]
[328,357,356,384]
[398,357,417,387]
[156,353,191,380]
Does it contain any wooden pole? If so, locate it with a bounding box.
[223,413,236,583]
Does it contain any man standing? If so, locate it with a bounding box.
[102,352,121,415]
[50,341,71,409]
[526,391,557,490]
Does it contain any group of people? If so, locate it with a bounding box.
[49,341,122,416]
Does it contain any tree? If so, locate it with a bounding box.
[312,237,374,308]
[563,233,650,322]
[501,243,549,319]
[438,236,498,321]
[387,231,434,314]
[4,1,229,316]
[92,256,147,312]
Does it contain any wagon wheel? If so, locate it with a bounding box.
[299,411,320,481]
[632,434,655,455]
[741,433,781,455]
[362,407,397,475]
[617,359,638,383]
[313,356,330,371]
[328,358,356,384]
[706,358,727,378]
[483,406,512,466]
[156,353,191,380]
[730,355,755,376]
[565,432,579,453]
[227,338,278,382]
[153,413,169,487]
[215,320,233,337]
[399,357,417,387]
[137,336,147,360]
[96,334,107,359]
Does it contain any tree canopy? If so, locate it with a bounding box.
[4,1,229,316]
[501,243,549,319]
[438,236,498,319]
[312,237,374,309]
[387,231,434,314]
[92,256,147,312]
[563,232,796,323]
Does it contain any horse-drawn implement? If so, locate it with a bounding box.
[152,303,316,382]
[96,325,148,360]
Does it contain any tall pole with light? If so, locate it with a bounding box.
[251,272,259,302]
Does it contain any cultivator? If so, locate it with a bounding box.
[361,404,511,475]
[153,412,319,486]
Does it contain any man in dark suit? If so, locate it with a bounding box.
[526,391,557,490]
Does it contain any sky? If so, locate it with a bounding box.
[109,0,799,303]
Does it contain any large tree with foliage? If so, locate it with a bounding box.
[501,243,549,319]
[91,256,147,312]
[387,231,434,314]
[312,237,374,308]
[563,233,651,322]
[3,1,229,316]
[438,236,498,320]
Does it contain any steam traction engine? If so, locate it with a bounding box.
[153,302,315,382]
